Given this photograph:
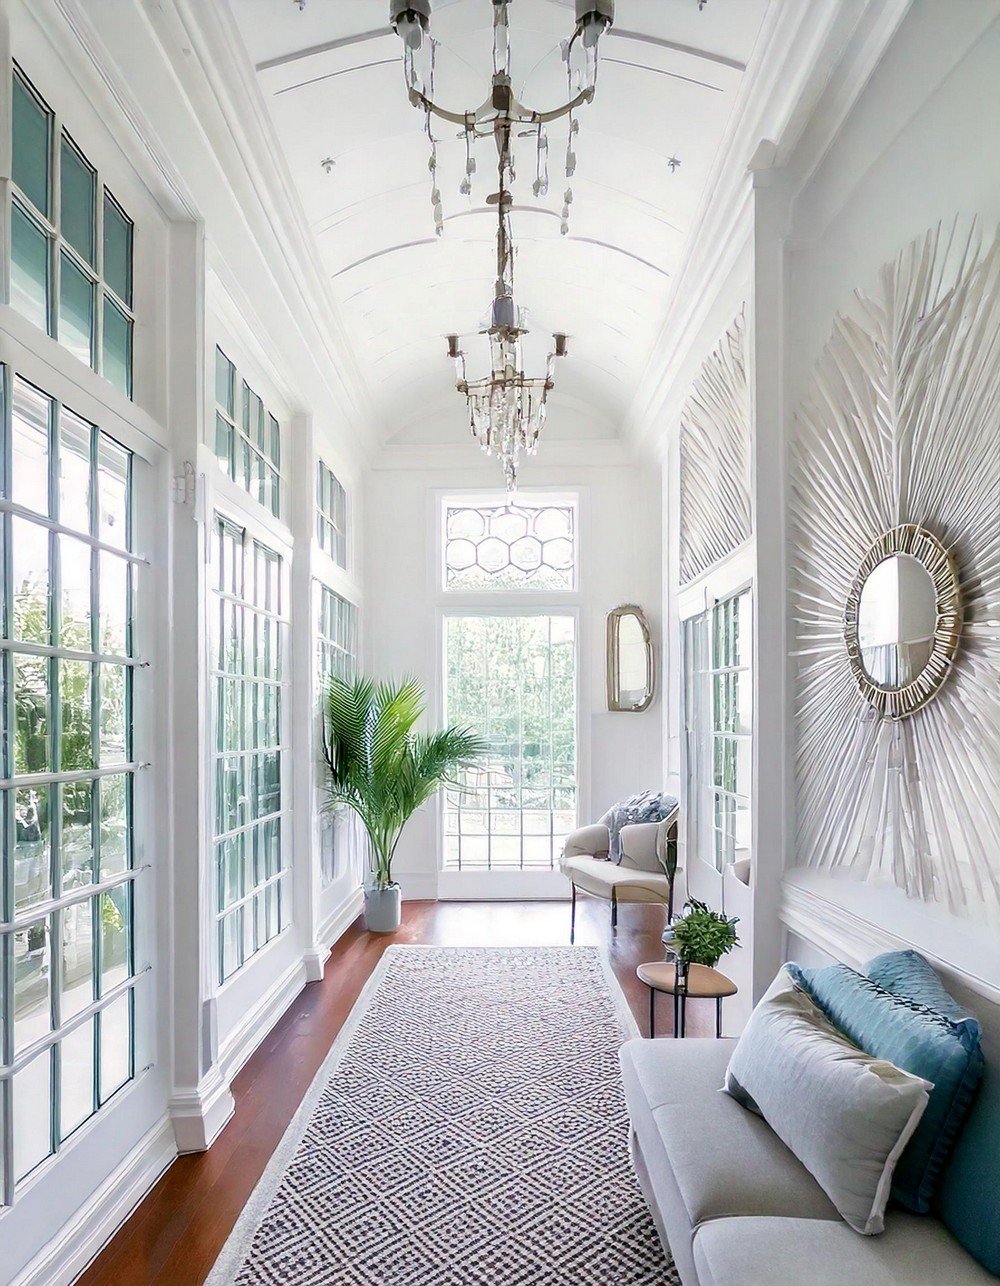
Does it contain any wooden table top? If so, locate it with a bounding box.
[636,960,738,998]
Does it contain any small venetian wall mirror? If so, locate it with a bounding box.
[844,524,962,718]
[607,605,655,712]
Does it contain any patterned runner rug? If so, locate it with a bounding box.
[208,945,678,1285]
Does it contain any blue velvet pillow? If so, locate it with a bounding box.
[788,961,984,1214]
[865,950,998,1274]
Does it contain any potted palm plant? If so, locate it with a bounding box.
[323,674,486,933]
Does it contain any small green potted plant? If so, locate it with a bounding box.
[323,674,486,933]
[666,898,740,986]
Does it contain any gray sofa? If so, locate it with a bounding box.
[619,1038,996,1285]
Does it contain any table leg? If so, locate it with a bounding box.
[680,994,687,1039]
[649,987,655,1038]
[672,990,680,1038]
[716,996,723,1039]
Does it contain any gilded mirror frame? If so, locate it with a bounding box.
[843,523,962,719]
[606,604,655,712]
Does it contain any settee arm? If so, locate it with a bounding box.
[561,823,611,869]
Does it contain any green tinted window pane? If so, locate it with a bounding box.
[11,516,51,645]
[11,379,52,515]
[103,192,133,305]
[12,73,50,215]
[61,779,94,885]
[13,785,52,914]
[59,409,93,535]
[102,296,132,398]
[268,416,280,468]
[215,414,233,474]
[215,348,234,416]
[60,136,96,265]
[11,203,50,332]
[59,659,95,771]
[59,253,95,366]
[60,1020,97,1140]
[13,653,51,774]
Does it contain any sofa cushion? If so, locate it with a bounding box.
[866,950,981,1041]
[791,960,984,1214]
[692,1214,997,1286]
[620,1034,735,1113]
[725,966,930,1234]
[562,855,670,902]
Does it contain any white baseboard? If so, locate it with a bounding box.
[398,871,438,901]
[168,1068,236,1154]
[12,1116,176,1286]
[319,886,364,950]
[217,956,308,1086]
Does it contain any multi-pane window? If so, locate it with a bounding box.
[1,372,139,1204]
[683,588,752,871]
[444,615,576,871]
[212,518,287,983]
[9,68,134,397]
[315,584,359,888]
[214,349,281,520]
[444,502,576,591]
[316,461,347,568]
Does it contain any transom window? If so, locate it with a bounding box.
[10,67,134,398]
[1,372,139,1204]
[212,518,287,983]
[444,614,577,872]
[316,461,347,568]
[315,584,359,888]
[214,349,282,521]
[684,587,753,872]
[444,501,576,591]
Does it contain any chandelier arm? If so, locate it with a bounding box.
[407,86,595,131]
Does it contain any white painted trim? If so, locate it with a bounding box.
[10,1116,177,1286]
[781,872,1000,1007]
[168,1069,236,1155]
[308,887,365,980]
[437,870,571,902]
[217,956,308,1086]
[397,870,439,902]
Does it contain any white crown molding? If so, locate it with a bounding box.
[624,0,911,459]
[10,1116,176,1286]
[146,0,383,450]
[373,437,635,473]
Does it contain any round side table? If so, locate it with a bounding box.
[636,961,737,1038]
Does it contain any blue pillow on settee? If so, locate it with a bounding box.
[788,959,983,1216]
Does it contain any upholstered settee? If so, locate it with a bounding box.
[560,809,678,937]
[620,991,999,1284]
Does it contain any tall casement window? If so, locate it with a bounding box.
[315,461,347,568]
[0,372,140,1204]
[315,584,359,887]
[683,587,753,872]
[442,497,578,873]
[212,517,287,983]
[9,67,135,397]
[214,349,282,521]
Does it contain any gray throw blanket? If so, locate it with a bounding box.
[599,790,678,864]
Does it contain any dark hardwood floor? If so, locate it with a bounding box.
[80,897,698,1286]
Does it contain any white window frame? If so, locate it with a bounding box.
[0,333,160,1209]
[435,489,586,900]
[678,542,754,905]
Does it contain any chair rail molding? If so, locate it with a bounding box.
[790,221,1000,918]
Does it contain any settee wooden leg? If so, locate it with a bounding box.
[611,889,618,931]
[570,884,577,944]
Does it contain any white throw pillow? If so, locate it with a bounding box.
[723,965,931,1235]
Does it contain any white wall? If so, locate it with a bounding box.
[365,454,663,901]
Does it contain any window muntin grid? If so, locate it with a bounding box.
[444,502,576,592]
[316,461,347,569]
[0,371,139,1205]
[213,349,282,521]
[212,517,287,983]
[683,587,752,873]
[315,584,358,889]
[9,67,135,398]
[443,614,576,872]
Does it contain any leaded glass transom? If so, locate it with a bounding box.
[444,502,576,591]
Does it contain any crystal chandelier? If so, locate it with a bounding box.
[390,0,613,491]
[445,173,568,494]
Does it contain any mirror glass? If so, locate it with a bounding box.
[608,607,654,711]
[857,553,937,688]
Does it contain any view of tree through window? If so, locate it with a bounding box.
[316,584,359,888]
[444,614,576,871]
[2,373,137,1203]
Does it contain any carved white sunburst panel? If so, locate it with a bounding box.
[679,310,751,584]
[791,223,1000,919]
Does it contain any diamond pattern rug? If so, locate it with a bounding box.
[207,946,678,1285]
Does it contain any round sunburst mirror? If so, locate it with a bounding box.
[844,524,962,718]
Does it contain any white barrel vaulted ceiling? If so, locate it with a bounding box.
[232,0,770,447]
